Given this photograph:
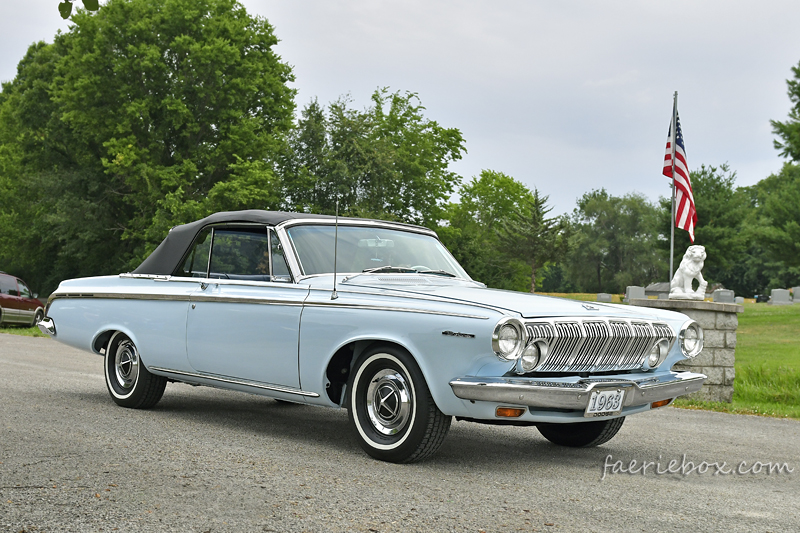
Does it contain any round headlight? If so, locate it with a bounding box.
[492,317,527,361]
[520,343,540,372]
[679,320,704,358]
[644,339,669,369]
[515,340,549,373]
[498,325,519,353]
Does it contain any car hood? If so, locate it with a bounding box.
[336,276,666,321]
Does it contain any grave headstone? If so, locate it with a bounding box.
[735,296,744,304]
[597,293,612,303]
[793,287,800,303]
[624,286,645,302]
[770,289,792,305]
[713,289,735,304]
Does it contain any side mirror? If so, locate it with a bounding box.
[34,293,39,299]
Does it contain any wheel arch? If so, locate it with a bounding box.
[91,326,141,357]
[324,337,419,406]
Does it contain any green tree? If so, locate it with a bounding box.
[735,163,800,293]
[771,60,800,162]
[439,170,546,291]
[749,163,800,268]
[283,90,465,226]
[58,0,100,19]
[568,189,664,294]
[0,0,295,293]
[496,190,571,293]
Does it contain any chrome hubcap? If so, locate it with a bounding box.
[366,369,413,435]
[114,340,139,390]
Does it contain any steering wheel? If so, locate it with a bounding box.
[410,265,431,272]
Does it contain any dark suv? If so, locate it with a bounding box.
[0,272,44,327]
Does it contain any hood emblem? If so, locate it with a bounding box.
[582,304,599,311]
[442,330,475,339]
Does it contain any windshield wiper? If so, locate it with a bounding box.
[414,269,457,277]
[362,266,417,274]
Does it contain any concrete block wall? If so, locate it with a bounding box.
[628,299,743,403]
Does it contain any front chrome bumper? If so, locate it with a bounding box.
[449,371,706,410]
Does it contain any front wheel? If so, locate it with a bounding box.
[537,417,625,447]
[104,332,167,409]
[347,346,451,463]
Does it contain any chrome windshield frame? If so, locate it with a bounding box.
[275,220,472,283]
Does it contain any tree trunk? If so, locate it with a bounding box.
[530,259,537,293]
[597,264,602,292]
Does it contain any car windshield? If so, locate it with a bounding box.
[285,225,470,279]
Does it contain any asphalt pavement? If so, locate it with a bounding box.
[1,333,798,532]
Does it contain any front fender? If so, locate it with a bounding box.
[298,289,503,412]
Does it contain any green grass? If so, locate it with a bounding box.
[733,302,800,370]
[0,324,49,338]
[673,302,800,419]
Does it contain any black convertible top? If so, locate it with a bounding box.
[132,209,431,276]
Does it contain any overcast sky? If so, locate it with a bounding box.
[3,1,800,215]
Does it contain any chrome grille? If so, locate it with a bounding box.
[525,318,675,373]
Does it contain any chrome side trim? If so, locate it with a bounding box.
[449,371,706,410]
[190,295,304,306]
[48,293,193,302]
[303,300,490,320]
[46,291,489,318]
[321,287,512,316]
[149,367,320,398]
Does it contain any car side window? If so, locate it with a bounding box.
[209,228,271,281]
[177,228,212,278]
[0,275,16,295]
[270,231,292,282]
[17,280,32,299]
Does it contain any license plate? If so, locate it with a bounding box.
[585,389,624,417]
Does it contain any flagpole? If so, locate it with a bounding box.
[669,91,678,283]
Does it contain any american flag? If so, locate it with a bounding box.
[663,112,696,242]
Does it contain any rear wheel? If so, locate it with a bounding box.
[347,345,451,463]
[537,417,625,447]
[104,332,167,409]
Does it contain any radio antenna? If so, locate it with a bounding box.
[331,198,339,300]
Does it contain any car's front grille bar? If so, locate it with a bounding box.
[525,318,675,373]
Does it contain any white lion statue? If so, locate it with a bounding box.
[669,245,707,300]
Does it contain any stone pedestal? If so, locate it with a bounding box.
[628,299,743,403]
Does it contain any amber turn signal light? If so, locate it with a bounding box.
[496,407,526,418]
[650,399,673,409]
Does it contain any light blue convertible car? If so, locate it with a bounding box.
[39,210,706,462]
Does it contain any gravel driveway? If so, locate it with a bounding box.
[1,334,798,532]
